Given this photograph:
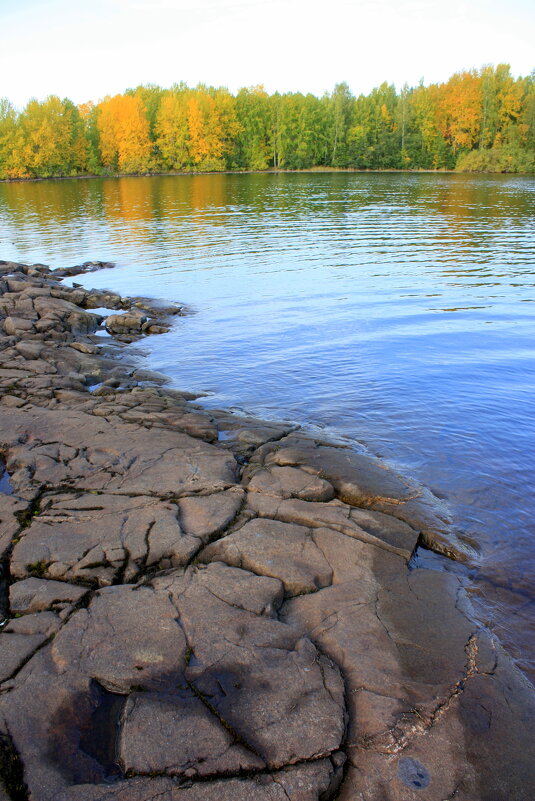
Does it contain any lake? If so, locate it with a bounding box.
[1,171,534,680]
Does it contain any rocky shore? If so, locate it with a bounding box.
[0,259,534,801]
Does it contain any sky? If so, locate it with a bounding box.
[1,0,534,108]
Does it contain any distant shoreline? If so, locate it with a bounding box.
[3,166,532,184]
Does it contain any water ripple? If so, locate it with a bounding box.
[1,172,534,680]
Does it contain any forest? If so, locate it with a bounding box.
[0,64,534,179]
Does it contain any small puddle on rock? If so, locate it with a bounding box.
[0,464,14,495]
[398,757,431,790]
[79,680,125,778]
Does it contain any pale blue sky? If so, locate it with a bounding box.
[1,0,534,108]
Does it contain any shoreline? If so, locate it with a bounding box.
[3,166,533,185]
[1,259,534,800]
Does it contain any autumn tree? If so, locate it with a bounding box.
[495,65,525,144]
[457,66,535,173]
[155,86,190,170]
[1,67,534,178]
[187,86,240,170]
[410,82,452,168]
[209,87,241,167]
[97,94,152,173]
[439,70,482,153]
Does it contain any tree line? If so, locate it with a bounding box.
[1,64,534,179]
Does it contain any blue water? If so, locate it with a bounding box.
[1,172,534,677]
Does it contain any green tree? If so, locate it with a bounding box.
[18,95,87,177]
[127,84,165,140]
[1,66,534,178]
[521,70,535,150]
[0,98,26,178]
[234,86,271,169]
[327,82,354,166]
[78,101,101,173]
[348,83,400,168]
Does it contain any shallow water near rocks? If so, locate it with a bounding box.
[1,172,534,680]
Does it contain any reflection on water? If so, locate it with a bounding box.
[1,172,534,680]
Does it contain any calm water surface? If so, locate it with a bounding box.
[1,173,534,678]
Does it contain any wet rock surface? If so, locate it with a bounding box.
[0,259,534,800]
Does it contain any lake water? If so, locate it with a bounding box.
[1,172,534,680]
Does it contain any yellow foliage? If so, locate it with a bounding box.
[97,94,152,173]
[155,92,189,169]
[411,83,441,150]
[21,96,74,175]
[78,102,94,121]
[439,71,482,151]
[498,79,523,130]
[188,89,240,169]
[155,87,239,171]
[187,96,209,164]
